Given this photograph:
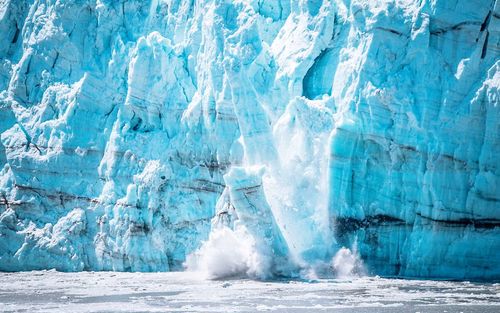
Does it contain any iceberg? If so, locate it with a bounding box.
[0,0,498,280]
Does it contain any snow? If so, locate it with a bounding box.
[0,0,499,280]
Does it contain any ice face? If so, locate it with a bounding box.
[0,0,498,280]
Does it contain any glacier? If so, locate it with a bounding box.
[0,0,499,281]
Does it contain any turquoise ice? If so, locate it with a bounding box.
[0,0,498,280]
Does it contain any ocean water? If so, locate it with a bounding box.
[0,271,498,312]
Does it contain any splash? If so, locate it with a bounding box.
[332,246,365,279]
[184,225,273,280]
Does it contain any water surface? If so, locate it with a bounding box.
[0,271,498,312]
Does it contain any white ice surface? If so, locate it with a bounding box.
[0,271,499,313]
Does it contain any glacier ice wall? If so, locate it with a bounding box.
[0,0,498,280]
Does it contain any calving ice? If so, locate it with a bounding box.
[0,0,498,281]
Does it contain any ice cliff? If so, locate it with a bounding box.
[0,0,498,280]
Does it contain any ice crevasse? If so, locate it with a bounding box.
[0,0,498,280]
